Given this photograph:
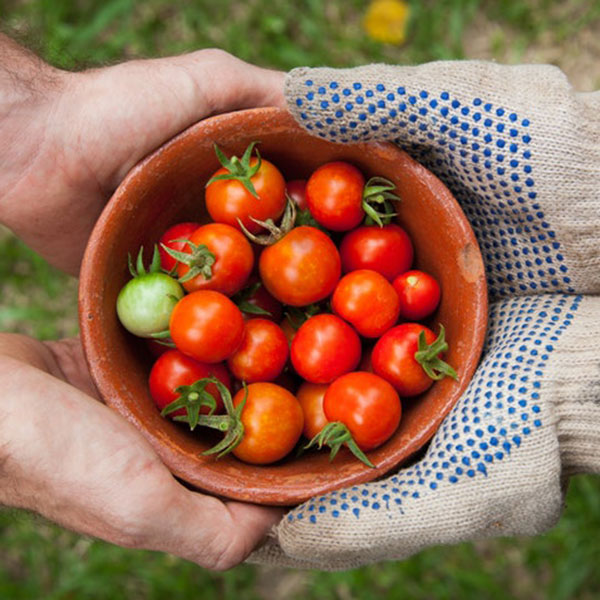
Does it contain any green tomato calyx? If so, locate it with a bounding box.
[414,324,458,381]
[284,303,321,330]
[305,421,375,468]
[190,379,247,458]
[128,245,162,278]
[206,141,262,199]
[237,195,297,245]
[362,176,400,227]
[161,239,216,284]
[161,377,219,429]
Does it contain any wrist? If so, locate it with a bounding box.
[547,296,600,476]
[0,334,58,508]
[0,356,39,509]
[557,403,600,477]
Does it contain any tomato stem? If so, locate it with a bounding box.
[414,324,458,381]
[128,245,163,278]
[151,337,176,348]
[305,421,375,468]
[206,142,262,199]
[197,380,247,458]
[294,200,323,229]
[237,196,297,245]
[161,239,216,284]
[162,377,219,430]
[362,176,401,227]
[149,329,172,339]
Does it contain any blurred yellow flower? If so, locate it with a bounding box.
[363,0,411,45]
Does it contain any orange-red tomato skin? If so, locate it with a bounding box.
[232,383,304,465]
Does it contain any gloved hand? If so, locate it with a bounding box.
[250,61,600,570]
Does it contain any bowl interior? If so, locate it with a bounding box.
[79,107,487,506]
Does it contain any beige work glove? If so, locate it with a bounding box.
[249,61,600,570]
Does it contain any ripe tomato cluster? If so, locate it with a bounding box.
[116,142,457,467]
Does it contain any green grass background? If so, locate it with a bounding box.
[1,0,600,598]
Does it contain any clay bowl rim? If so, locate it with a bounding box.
[79,106,488,506]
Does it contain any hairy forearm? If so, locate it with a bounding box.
[0,34,68,228]
[0,33,62,105]
[0,32,63,154]
[0,34,285,275]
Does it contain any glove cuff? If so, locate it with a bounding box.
[557,402,600,477]
[548,296,600,476]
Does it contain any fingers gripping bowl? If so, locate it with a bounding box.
[79,107,487,506]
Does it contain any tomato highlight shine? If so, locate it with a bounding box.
[291,314,362,384]
[306,161,366,231]
[393,269,441,320]
[324,371,401,451]
[332,269,400,338]
[340,224,414,281]
[169,290,245,364]
[206,157,286,234]
[259,226,341,307]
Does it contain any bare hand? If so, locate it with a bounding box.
[0,39,287,570]
[0,40,285,274]
[0,334,283,570]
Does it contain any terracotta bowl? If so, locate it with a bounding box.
[79,107,487,506]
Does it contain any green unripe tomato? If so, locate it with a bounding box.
[116,272,184,337]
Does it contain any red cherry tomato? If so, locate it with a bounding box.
[291,314,361,384]
[232,382,304,465]
[393,270,441,320]
[206,156,286,234]
[339,224,414,281]
[149,349,230,417]
[296,382,329,440]
[372,323,439,396]
[331,269,400,338]
[227,318,289,383]
[259,226,341,306]
[169,290,244,363]
[306,161,365,231]
[323,371,401,451]
[175,223,253,296]
[158,221,200,272]
[286,179,308,211]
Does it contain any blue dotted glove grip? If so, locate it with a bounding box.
[287,293,580,526]
[286,65,585,299]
